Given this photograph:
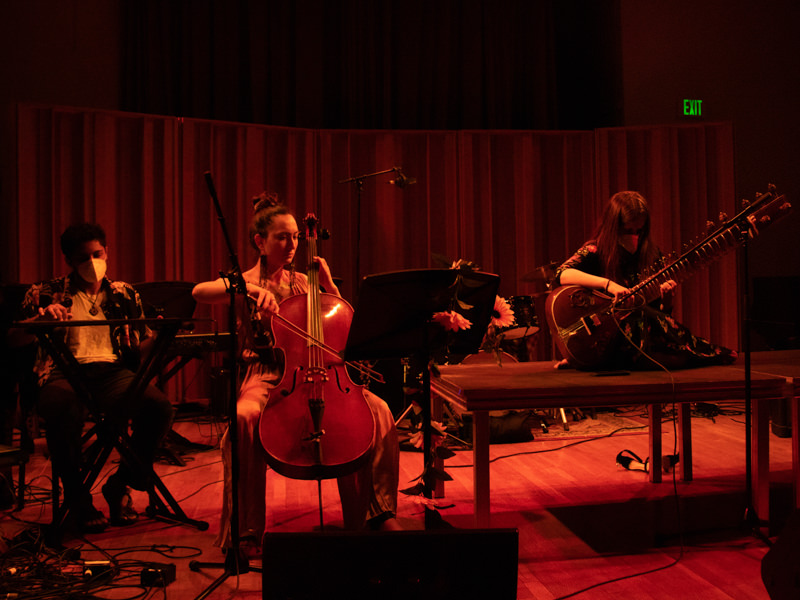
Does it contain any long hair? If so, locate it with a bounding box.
[249,191,290,250]
[593,191,659,282]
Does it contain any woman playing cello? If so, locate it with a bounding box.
[192,193,400,558]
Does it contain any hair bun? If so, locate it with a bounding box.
[252,191,280,212]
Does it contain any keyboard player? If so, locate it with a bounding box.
[13,223,174,534]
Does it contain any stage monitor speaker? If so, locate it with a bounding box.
[262,528,519,600]
[762,510,800,599]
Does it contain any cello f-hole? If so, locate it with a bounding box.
[331,366,351,393]
[279,367,302,397]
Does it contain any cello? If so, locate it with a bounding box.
[258,214,376,481]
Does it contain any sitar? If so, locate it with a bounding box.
[545,185,792,370]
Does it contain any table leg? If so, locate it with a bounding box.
[679,403,693,481]
[752,397,770,528]
[649,404,662,483]
[790,384,799,511]
[473,410,491,528]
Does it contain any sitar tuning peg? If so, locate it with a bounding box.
[741,198,750,208]
[705,220,715,232]
[718,212,728,222]
[320,229,331,241]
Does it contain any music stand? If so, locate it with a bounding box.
[133,282,199,394]
[345,269,499,361]
[344,268,499,527]
[134,281,197,320]
[134,281,213,464]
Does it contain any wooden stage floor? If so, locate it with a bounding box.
[1,403,794,599]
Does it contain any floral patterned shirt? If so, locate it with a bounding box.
[20,273,152,385]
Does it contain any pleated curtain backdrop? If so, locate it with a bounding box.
[13,104,738,353]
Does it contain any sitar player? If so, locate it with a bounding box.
[551,191,737,370]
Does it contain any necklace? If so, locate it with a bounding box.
[259,257,294,294]
[77,289,102,316]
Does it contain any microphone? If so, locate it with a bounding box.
[388,171,417,189]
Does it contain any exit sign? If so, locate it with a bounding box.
[683,99,703,116]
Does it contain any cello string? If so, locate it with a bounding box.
[270,312,383,382]
[250,216,384,383]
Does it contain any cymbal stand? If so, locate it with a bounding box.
[189,173,261,598]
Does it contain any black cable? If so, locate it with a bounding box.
[444,424,648,468]
[1,529,200,600]
[553,393,687,599]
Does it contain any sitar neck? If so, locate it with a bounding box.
[624,187,790,305]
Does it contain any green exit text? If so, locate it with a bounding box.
[683,99,703,116]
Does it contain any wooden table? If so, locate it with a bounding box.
[737,350,800,513]
[432,360,789,527]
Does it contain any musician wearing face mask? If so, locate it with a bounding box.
[16,223,174,534]
[550,191,737,370]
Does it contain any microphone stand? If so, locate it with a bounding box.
[190,173,261,597]
[740,237,770,544]
[338,166,404,294]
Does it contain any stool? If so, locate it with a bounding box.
[0,444,27,510]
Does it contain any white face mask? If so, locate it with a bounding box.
[77,257,107,283]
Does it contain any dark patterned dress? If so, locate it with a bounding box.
[553,242,737,370]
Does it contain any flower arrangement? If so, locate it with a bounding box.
[431,309,472,333]
[478,295,516,363]
[490,295,515,330]
[400,258,516,521]
[431,271,516,365]
[399,417,456,512]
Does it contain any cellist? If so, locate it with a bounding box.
[192,193,401,559]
